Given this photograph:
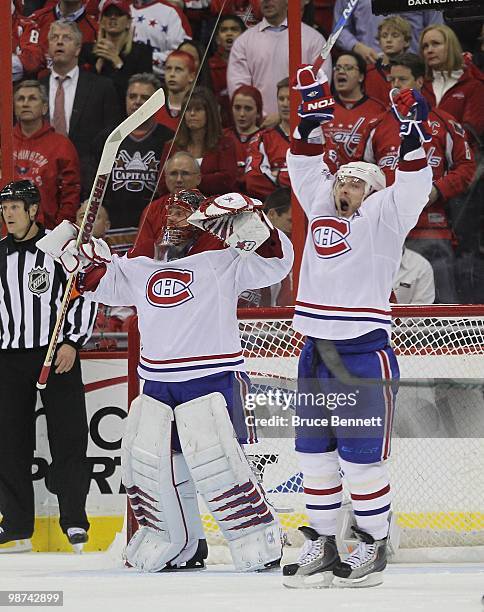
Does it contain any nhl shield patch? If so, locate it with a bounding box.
[28,266,50,295]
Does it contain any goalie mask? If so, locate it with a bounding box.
[156,189,205,259]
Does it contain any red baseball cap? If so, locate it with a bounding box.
[101,0,131,17]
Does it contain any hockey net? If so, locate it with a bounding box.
[127,305,484,560]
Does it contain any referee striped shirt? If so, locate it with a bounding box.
[0,227,97,350]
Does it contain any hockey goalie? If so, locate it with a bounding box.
[38,189,293,573]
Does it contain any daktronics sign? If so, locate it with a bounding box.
[371,0,482,13]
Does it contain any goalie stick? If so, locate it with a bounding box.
[36,88,166,390]
[313,0,360,74]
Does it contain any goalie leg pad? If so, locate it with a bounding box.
[121,394,189,571]
[167,452,206,568]
[174,393,282,572]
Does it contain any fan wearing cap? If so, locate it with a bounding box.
[80,0,152,106]
[281,64,433,589]
[37,190,293,573]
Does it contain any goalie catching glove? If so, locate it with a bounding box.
[36,219,111,273]
[188,193,273,257]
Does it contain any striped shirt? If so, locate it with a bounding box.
[0,227,97,351]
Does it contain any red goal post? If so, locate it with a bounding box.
[127,305,484,558]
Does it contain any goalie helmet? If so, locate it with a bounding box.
[0,180,40,211]
[158,189,206,248]
[335,162,386,198]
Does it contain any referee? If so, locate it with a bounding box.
[0,180,96,552]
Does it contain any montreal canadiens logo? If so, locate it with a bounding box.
[146,268,194,307]
[311,217,351,258]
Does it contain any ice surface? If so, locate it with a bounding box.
[0,552,482,612]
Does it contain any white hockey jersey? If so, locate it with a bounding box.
[286,146,432,340]
[87,232,293,382]
[131,1,190,75]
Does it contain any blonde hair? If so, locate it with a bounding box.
[98,21,133,56]
[377,16,412,45]
[420,24,463,77]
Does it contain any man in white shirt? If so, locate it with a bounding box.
[393,245,435,304]
[41,21,121,194]
[227,0,331,118]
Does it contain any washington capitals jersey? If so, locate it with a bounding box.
[357,108,475,237]
[322,95,386,171]
[86,231,293,382]
[286,142,432,341]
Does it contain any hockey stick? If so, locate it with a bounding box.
[36,88,166,390]
[315,339,484,391]
[313,0,360,74]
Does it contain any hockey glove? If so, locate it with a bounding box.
[293,64,335,139]
[390,88,431,144]
[37,219,111,274]
[188,193,272,256]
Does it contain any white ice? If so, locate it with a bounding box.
[0,551,483,612]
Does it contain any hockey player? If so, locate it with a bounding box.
[38,190,293,573]
[282,65,433,588]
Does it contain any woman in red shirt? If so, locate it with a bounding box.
[224,85,263,193]
[163,87,237,196]
[420,24,484,144]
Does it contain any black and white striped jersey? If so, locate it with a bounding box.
[0,227,97,350]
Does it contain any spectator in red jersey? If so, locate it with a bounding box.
[12,1,30,81]
[15,0,98,78]
[155,51,196,133]
[209,15,246,128]
[177,39,214,91]
[163,86,237,196]
[80,0,152,107]
[365,16,411,106]
[420,24,484,144]
[356,53,476,303]
[323,52,385,171]
[131,151,202,258]
[13,80,80,229]
[224,85,263,192]
[210,0,262,28]
[245,77,291,200]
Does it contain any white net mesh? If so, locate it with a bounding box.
[199,308,484,552]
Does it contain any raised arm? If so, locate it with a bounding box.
[286,64,336,217]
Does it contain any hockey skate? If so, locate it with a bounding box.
[0,527,32,553]
[332,526,387,588]
[161,539,209,572]
[282,526,340,589]
[67,528,88,554]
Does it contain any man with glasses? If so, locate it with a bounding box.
[130,152,202,258]
[88,73,174,230]
[322,52,385,171]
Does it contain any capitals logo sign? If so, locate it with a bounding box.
[146,269,194,307]
[311,217,351,258]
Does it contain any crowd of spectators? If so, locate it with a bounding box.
[7,0,484,316]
